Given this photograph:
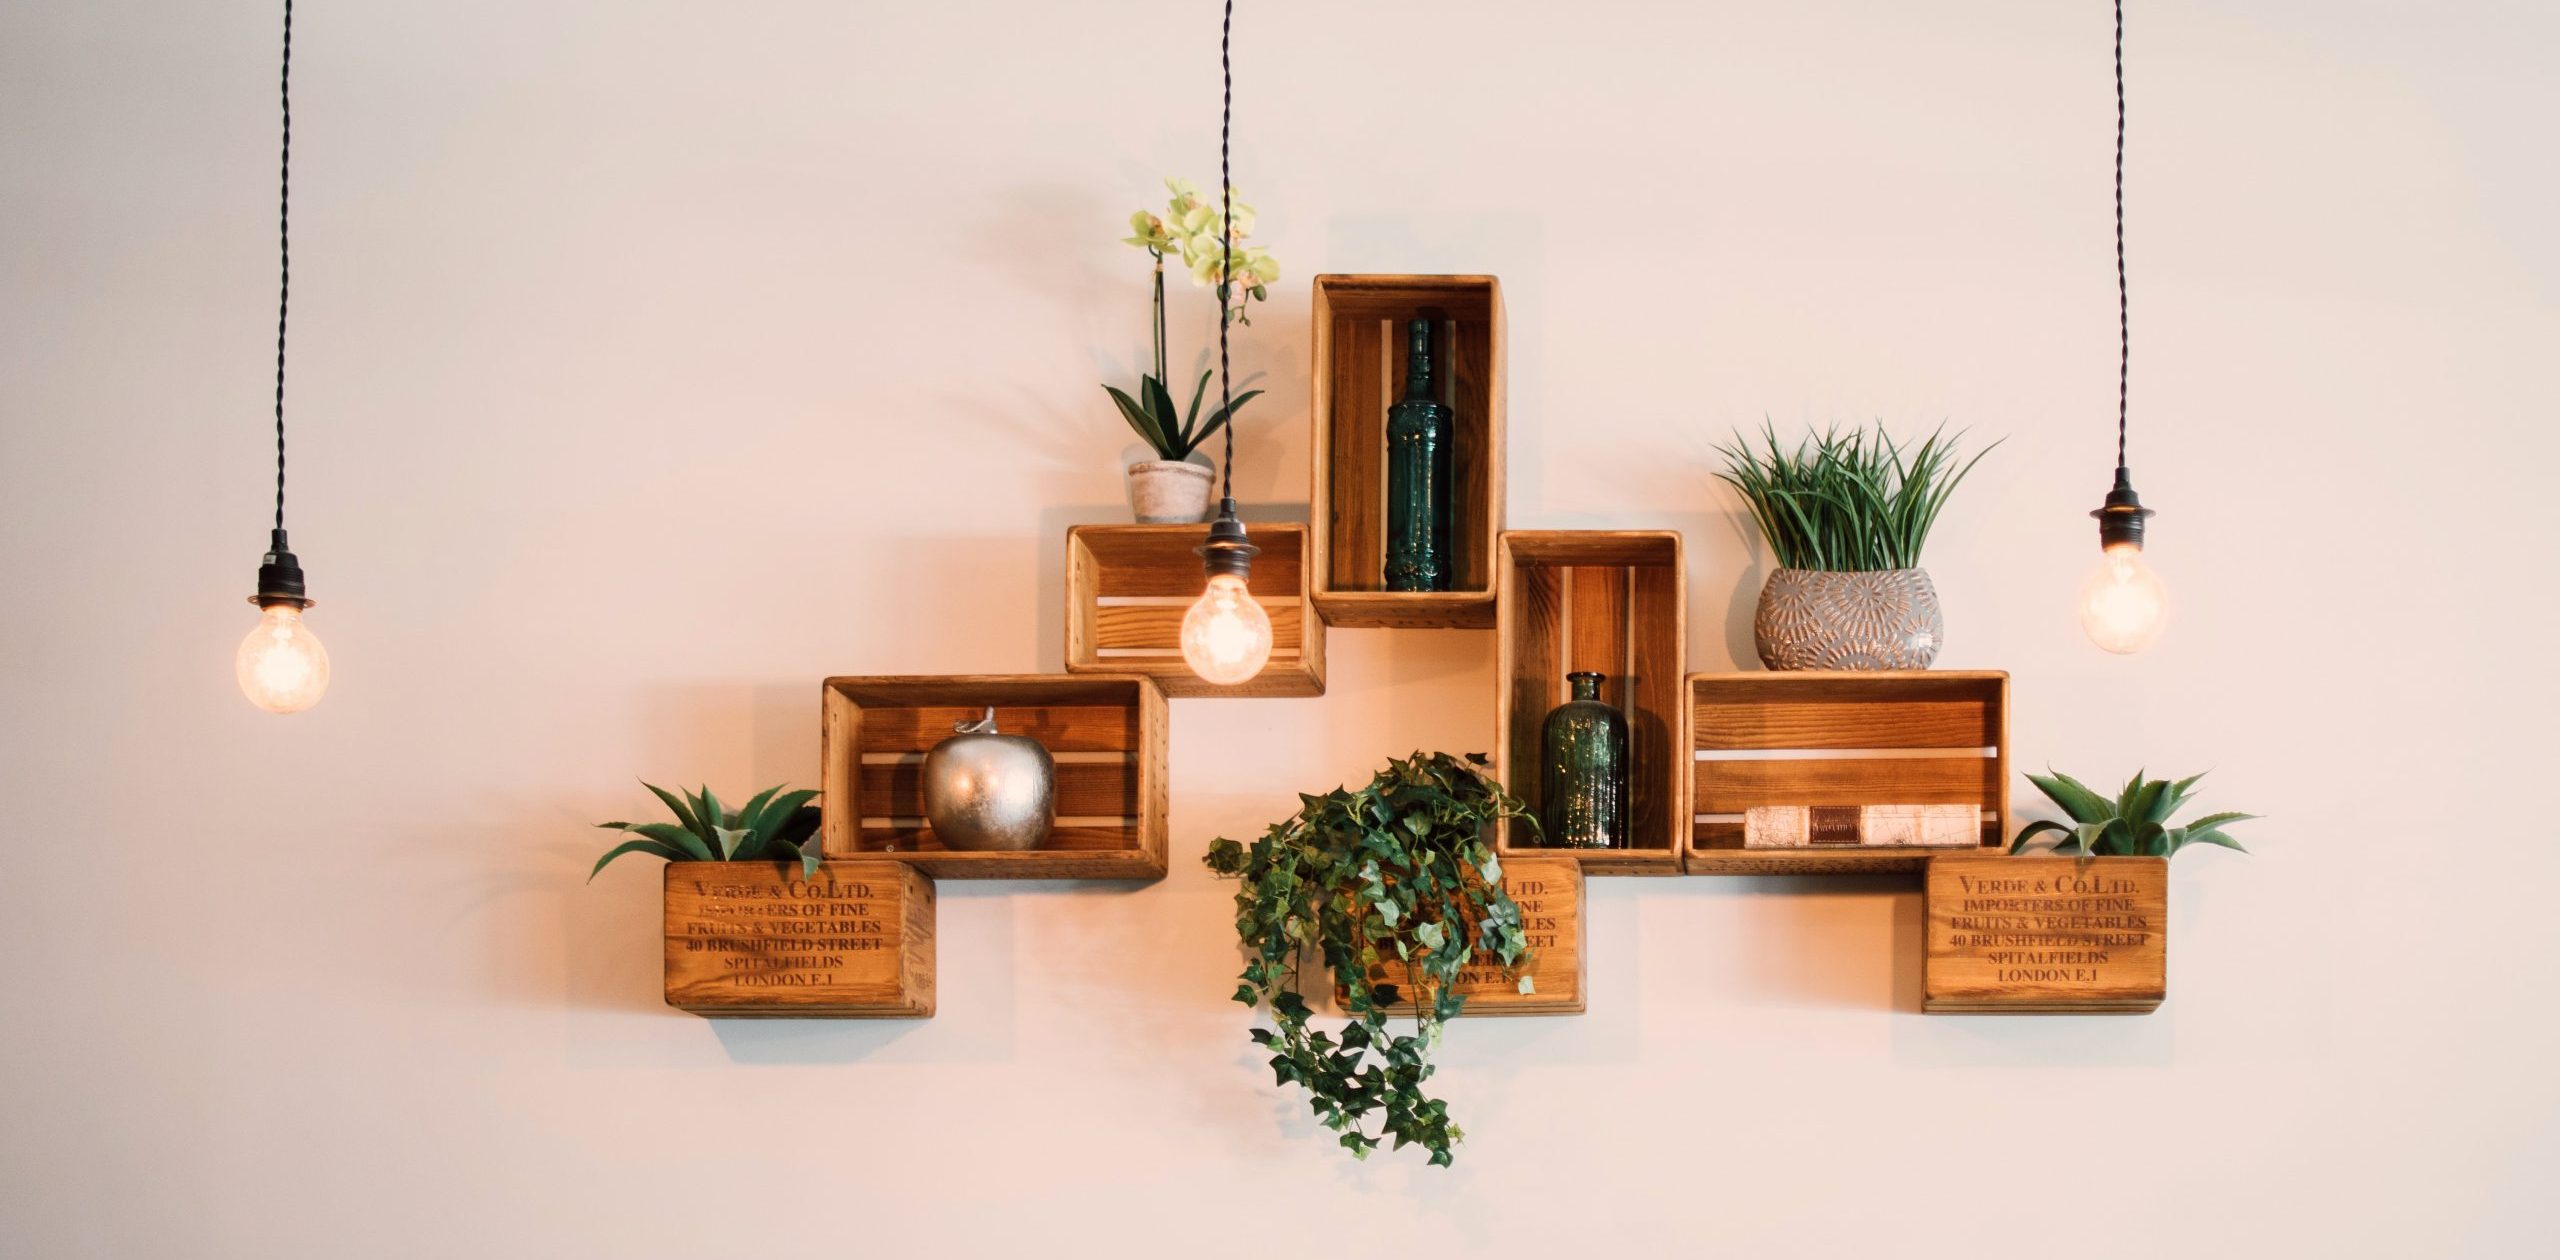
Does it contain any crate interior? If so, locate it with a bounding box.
[1066,524,1315,691]
[825,677,1149,856]
[1314,276,1499,597]
[1496,534,1684,866]
[1689,672,2007,858]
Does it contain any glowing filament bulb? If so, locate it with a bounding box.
[1180,573,1273,685]
[2078,543,2167,654]
[236,603,331,713]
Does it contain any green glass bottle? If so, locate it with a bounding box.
[1383,318,1454,591]
[1540,671,1628,849]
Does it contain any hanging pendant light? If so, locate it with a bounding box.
[1180,0,1274,687]
[236,0,331,713]
[2078,0,2169,655]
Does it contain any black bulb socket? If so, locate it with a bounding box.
[250,528,314,609]
[2091,467,2156,551]
[1196,499,1260,581]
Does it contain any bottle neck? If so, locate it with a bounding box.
[1403,320,1433,399]
[1569,672,1603,701]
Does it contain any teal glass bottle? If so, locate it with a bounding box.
[1383,318,1454,591]
[1540,671,1628,849]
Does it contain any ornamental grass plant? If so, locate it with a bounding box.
[1714,422,1998,571]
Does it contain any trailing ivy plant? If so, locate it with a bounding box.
[1204,751,1538,1167]
[2011,769,2256,858]
[590,782,822,879]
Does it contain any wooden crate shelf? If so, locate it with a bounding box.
[1493,531,1686,875]
[1683,670,2009,875]
[820,674,1168,879]
[1925,854,2166,1013]
[664,859,935,1018]
[1308,274,1504,628]
[1065,523,1325,698]
[1353,854,1586,1017]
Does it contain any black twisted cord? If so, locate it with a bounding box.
[2113,0,2128,471]
[1217,0,1235,504]
[273,0,293,532]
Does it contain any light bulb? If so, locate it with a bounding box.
[237,602,331,713]
[2078,543,2167,654]
[1180,572,1273,685]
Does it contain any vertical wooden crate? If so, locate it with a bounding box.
[1925,855,2167,1013]
[1355,854,1586,1016]
[820,675,1168,880]
[1308,274,1504,628]
[664,860,935,1018]
[1684,671,2009,875]
[1065,523,1324,698]
[1493,531,1686,875]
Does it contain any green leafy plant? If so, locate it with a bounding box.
[2012,769,2257,858]
[1107,177,1272,461]
[1714,421,1998,570]
[590,782,822,879]
[1203,751,1538,1167]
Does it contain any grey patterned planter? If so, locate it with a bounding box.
[1753,568,1944,671]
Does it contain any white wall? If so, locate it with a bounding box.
[4,1,2554,1255]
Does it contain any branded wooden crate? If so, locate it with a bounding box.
[664,860,935,1017]
[1307,274,1504,628]
[1925,854,2167,1013]
[1684,671,2008,875]
[1493,531,1686,875]
[820,674,1168,879]
[1065,522,1324,697]
[1356,855,1585,1016]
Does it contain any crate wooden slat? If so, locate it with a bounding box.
[821,675,1168,879]
[664,860,935,1018]
[1066,523,1325,698]
[1684,670,2009,875]
[1925,854,2166,1013]
[1356,855,1585,1016]
[1307,275,1504,628]
[1494,531,1687,875]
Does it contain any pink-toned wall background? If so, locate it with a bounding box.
[4,1,2552,1255]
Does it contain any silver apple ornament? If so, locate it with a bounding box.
[922,707,1055,851]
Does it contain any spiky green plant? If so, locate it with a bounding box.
[1713,421,1998,571]
[590,782,822,879]
[2012,770,2256,858]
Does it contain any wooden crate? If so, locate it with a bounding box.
[1493,531,1686,875]
[1684,671,2009,875]
[664,860,935,1017]
[1358,855,1586,1016]
[820,675,1168,879]
[1925,855,2167,1013]
[1065,523,1325,698]
[1307,274,1504,628]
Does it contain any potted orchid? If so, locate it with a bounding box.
[1110,177,1277,523]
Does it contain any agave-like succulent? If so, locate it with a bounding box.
[591,782,821,880]
[2012,769,2255,858]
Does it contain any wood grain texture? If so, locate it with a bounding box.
[664,860,934,1018]
[1361,855,1585,1017]
[1064,523,1323,697]
[1494,531,1685,875]
[1307,275,1505,628]
[1693,756,2003,811]
[820,675,1168,880]
[1684,670,2009,876]
[1925,855,2166,1013]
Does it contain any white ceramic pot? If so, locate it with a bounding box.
[1127,459,1216,524]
